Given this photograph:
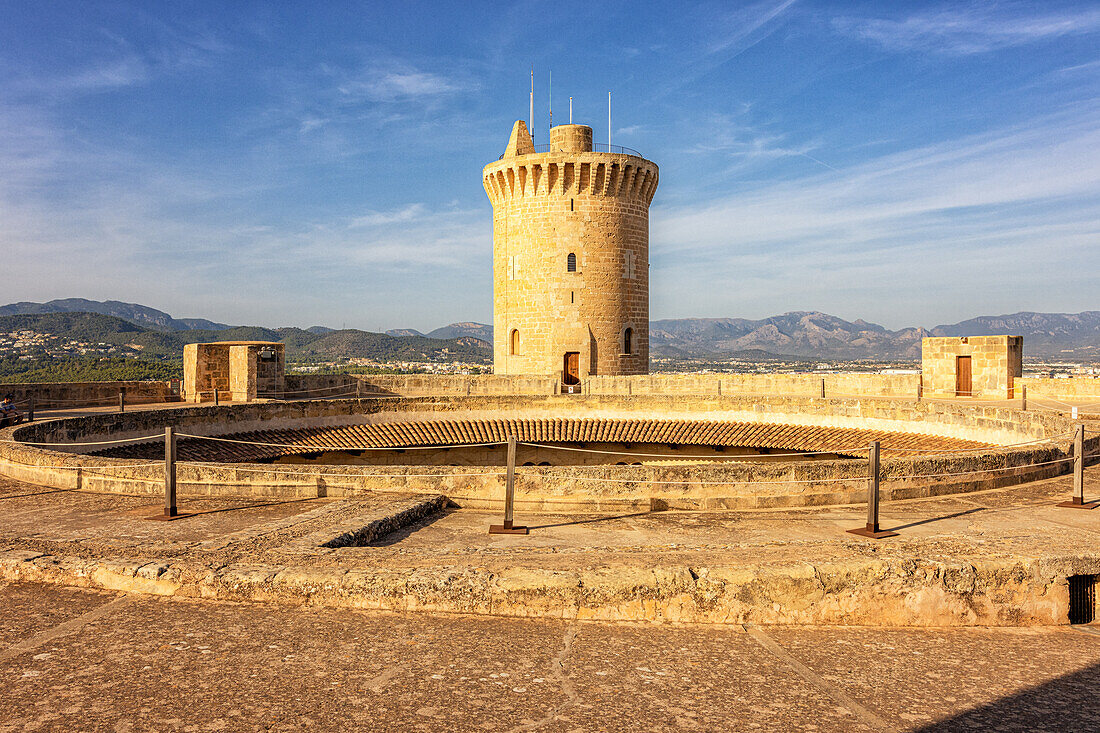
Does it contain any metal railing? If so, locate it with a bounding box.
[499,142,643,160]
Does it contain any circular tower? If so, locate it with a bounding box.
[483,120,659,385]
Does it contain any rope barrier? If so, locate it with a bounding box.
[515,441,869,459]
[179,465,505,479]
[0,433,165,447]
[517,473,870,486]
[884,432,1075,454]
[0,459,159,471]
[890,456,1075,480]
[174,432,508,452]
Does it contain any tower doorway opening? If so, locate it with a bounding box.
[563,352,580,386]
[956,356,972,397]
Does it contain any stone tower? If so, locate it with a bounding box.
[483,120,659,385]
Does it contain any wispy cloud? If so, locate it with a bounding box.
[653,0,798,97]
[336,65,464,103]
[652,102,1100,325]
[348,203,428,228]
[9,57,149,97]
[835,4,1100,55]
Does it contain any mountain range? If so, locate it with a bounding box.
[4,299,1099,360]
[0,311,491,363]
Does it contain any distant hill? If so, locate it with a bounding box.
[0,299,231,332]
[0,313,491,363]
[7,299,1098,361]
[426,322,494,342]
[649,311,1100,360]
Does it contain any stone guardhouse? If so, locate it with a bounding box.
[183,341,285,403]
[921,336,1022,399]
[483,119,659,390]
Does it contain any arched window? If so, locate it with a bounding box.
[567,253,577,272]
[623,327,633,355]
[510,329,520,355]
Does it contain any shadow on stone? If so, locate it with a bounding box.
[913,659,1100,731]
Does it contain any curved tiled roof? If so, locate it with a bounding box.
[91,417,989,463]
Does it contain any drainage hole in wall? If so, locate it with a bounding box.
[1069,574,1096,624]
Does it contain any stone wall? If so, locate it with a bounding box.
[1,395,1082,512]
[184,341,284,403]
[484,120,658,381]
[1017,377,1100,403]
[584,373,921,398]
[284,374,559,398]
[284,372,923,399]
[0,381,175,409]
[922,336,1023,399]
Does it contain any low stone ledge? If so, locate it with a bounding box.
[304,494,447,549]
[4,550,1097,627]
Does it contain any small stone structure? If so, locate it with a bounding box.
[483,120,658,386]
[922,336,1022,399]
[183,341,285,403]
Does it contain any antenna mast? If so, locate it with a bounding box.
[529,67,534,143]
[569,96,573,124]
[548,70,552,135]
[608,91,612,150]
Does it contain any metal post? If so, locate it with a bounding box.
[149,425,191,521]
[1021,385,1027,411]
[490,435,528,534]
[164,426,176,516]
[917,383,923,401]
[1059,424,1097,509]
[847,441,898,538]
[27,395,34,423]
[821,378,826,399]
[119,390,125,413]
[214,389,219,406]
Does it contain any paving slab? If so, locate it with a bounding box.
[0,582,115,650]
[2,582,1099,731]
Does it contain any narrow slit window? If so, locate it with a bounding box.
[510,329,520,355]
[623,327,633,355]
[567,252,577,272]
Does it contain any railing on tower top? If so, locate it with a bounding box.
[499,143,643,160]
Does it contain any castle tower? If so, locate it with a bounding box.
[483,120,659,385]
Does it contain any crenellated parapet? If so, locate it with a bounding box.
[482,154,659,206]
[486,119,658,382]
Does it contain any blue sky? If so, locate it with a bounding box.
[2,1,1098,331]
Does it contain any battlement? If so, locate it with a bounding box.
[486,119,657,382]
[484,120,657,206]
[482,155,658,205]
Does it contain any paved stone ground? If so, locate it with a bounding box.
[3,464,1098,574]
[1,580,1098,732]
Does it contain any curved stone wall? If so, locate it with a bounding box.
[0,395,1086,511]
[484,122,658,379]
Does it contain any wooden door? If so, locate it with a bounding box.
[956,356,972,397]
[563,352,580,385]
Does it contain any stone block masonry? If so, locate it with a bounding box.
[184,341,285,403]
[922,336,1022,399]
[484,120,658,382]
